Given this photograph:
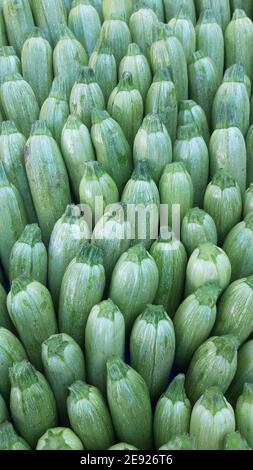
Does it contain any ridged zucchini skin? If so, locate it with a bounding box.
[129,6,158,59]
[181,208,217,255]
[67,380,115,450]
[59,243,105,346]
[79,161,119,220]
[204,170,242,244]
[42,333,86,423]
[2,0,34,56]
[209,127,247,194]
[195,0,231,31]
[29,0,67,46]
[178,99,210,144]
[185,335,238,403]
[224,431,251,450]
[0,162,27,276]
[102,0,133,22]
[163,0,196,24]
[141,0,164,21]
[0,121,36,223]
[0,282,13,331]
[9,360,57,448]
[153,375,191,448]
[212,65,250,137]
[0,73,39,138]
[0,4,7,47]
[99,18,131,65]
[246,125,253,186]
[196,9,224,82]
[53,26,88,98]
[150,24,188,102]
[133,114,172,184]
[85,299,125,395]
[109,244,159,334]
[130,304,175,401]
[230,0,253,18]
[70,67,105,130]
[236,383,253,448]
[108,443,138,450]
[168,5,196,63]
[174,122,209,207]
[24,121,71,245]
[107,357,152,449]
[223,213,253,280]
[185,242,231,296]
[68,0,101,57]
[108,71,143,145]
[159,434,197,450]
[7,277,58,370]
[91,109,133,193]
[225,9,253,81]
[213,275,253,345]
[188,50,220,126]
[89,38,117,104]
[48,205,90,307]
[90,0,103,21]
[190,387,235,450]
[150,234,187,318]
[9,224,47,285]
[174,284,219,370]
[227,340,253,406]
[36,427,83,450]
[0,422,31,450]
[159,162,194,227]
[243,183,253,217]
[91,204,132,278]
[0,46,21,85]
[146,68,178,143]
[39,77,69,145]
[0,327,27,399]
[21,28,53,107]
[119,43,152,101]
[61,115,95,201]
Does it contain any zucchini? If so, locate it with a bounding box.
[99,17,131,65]
[2,0,34,56]
[102,0,133,22]
[29,0,67,46]
[68,0,101,57]
[159,434,197,450]
[129,5,158,60]
[0,46,21,85]
[243,184,253,217]
[0,422,30,450]
[142,0,164,22]
[181,208,217,256]
[178,99,210,145]
[236,383,253,448]
[168,4,196,63]
[224,431,251,450]
[223,213,253,280]
[195,0,231,31]
[225,9,253,81]
[0,327,27,400]
[36,427,83,450]
[0,282,13,331]
[230,0,253,18]
[119,43,152,101]
[0,4,7,47]
[89,38,117,104]
[0,392,9,424]
[227,340,253,406]
[90,0,103,21]
[246,125,253,186]
[163,0,196,24]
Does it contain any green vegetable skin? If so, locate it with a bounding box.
[29,0,67,46]
[236,383,253,448]
[224,431,251,450]
[181,208,217,255]
[168,5,196,64]
[0,327,27,399]
[227,340,253,406]
[0,46,21,86]
[99,17,131,66]
[119,43,152,101]
[89,37,117,104]
[0,282,13,330]
[164,0,196,24]
[0,392,9,423]
[68,0,101,57]
[158,434,197,450]
[178,100,210,145]
[0,422,31,450]
[129,6,158,60]
[2,0,34,56]
[225,9,253,81]
[36,427,83,450]
[195,0,231,32]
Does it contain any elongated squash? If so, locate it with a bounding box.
[195,0,231,31]
[246,125,253,186]
[178,99,210,144]
[129,5,158,59]
[0,422,30,450]
[88,38,117,104]
[0,46,21,85]
[223,213,253,280]
[163,0,196,24]
[68,0,101,57]
[3,0,34,56]
[119,43,152,100]
[0,282,13,331]
[168,4,196,63]
[102,0,133,22]
[225,9,253,81]
[243,183,253,217]
[181,208,217,255]
[0,327,27,399]
[235,383,253,448]
[29,0,67,45]
[227,340,253,406]
[98,17,131,65]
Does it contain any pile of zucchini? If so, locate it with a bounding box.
[1,0,253,451]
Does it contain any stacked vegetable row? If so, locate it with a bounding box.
[1,0,253,451]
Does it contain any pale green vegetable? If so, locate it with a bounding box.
[178,100,210,145]
[29,0,67,45]
[108,443,138,450]
[164,0,196,24]
[0,282,13,331]
[119,43,152,100]
[195,0,231,31]
[36,427,83,450]
[236,383,253,448]
[102,0,133,23]
[0,327,27,400]
[223,213,253,280]
[246,125,253,187]
[68,0,101,56]
[224,431,251,450]
[159,434,197,450]
[88,38,117,104]
[3,0,34,56]
[243,184,253,217]
[0,46,21,85]
[0,422,31,450]
[181,208,217,255]
[225,9,253,81]
[98,17,131,65]
[168,5,196,63]
[129,5,159,59]
[227,340,253,406]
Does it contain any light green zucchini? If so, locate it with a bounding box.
[145,67,178,143]
[109,244,159,334]
[130,304,175,401]
[225,9,253,81]
[185,242,231,296]
[181,208,217,255]
[243,184,253,217]
[196,9,224,82]
[7,277,58,369]
[10,360,57,448]
[29,0,67,46]
[67,380,115,450]
[24,121,71,244]
[159,434,197,450]
[178,99,210,144]
[190,387,235,450]
[150,233,187,318]
[0,121,37,223]
[223,213,253,280]
[88,38,117,104]
[36,427,83,450]
[236,383,253,448]
[227,340,253,406]
[21,27,53,107]
[224,431,251,450]
[107,357,152,449]
[0,422,31,450]
[90,0,103,21]
[2,0,34,56]
[102,0,133,22]
[141,0,164,21]
[68,0,101,57]
[0,282,13,331]
[195,0,231,31]
[119,43,152,100]
[159,162,194,227]
[246,125,253,186]
[174,283,220,370]
[204,170,242,244]
[85,299,125,395]
[9,224,47,284]
[98,17,131,65]
[168,4,196,63]
[108,71,143,145]
[42,333,86,423]
[163,0,196,24]
[70,67,105,130]
[188,50,220,125]
[0,327,27,400]
[0,73,39,137]
[209,127,247,195]
[213,275,253,344]
[129,5,159,59]
[48,205,90,307]
[39,76,69,145]
[174,122,209,206]
[0,161,27,276]
[0,46,21,85]
[59,243,105,346]
[231,0,252,17]
[91,109,133,192]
